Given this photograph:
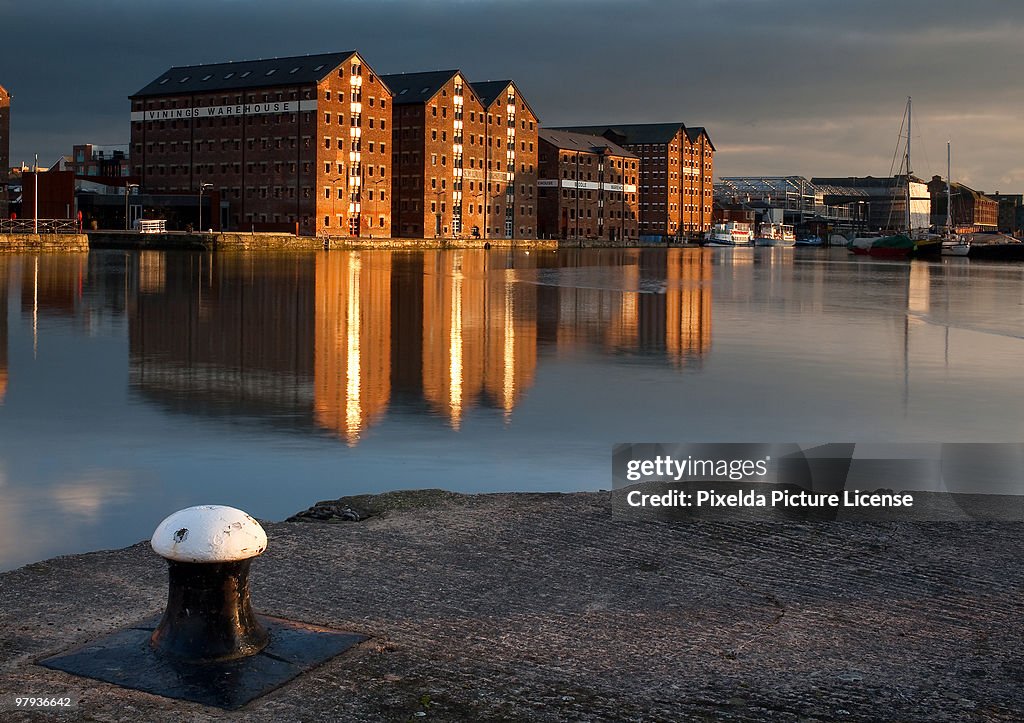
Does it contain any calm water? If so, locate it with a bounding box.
[1,247,1023,570]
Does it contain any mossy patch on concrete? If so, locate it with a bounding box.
[287,488,475,522]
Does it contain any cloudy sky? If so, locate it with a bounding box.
[3,0,1023,190]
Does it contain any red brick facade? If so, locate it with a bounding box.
[551,123,715,239]
[471,80,539,239]
[386,71,490,239]
[0,85,9,216]
[129,51,391,236]
[536,129,639,242]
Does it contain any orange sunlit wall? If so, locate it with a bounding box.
[313,251,392,444]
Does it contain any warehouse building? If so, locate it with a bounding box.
[469,80,539,239]
[383,70,490,239]
[1,85,9,219]
[536,129,639,242]
[551,123,714,240]
[130,51,392,236]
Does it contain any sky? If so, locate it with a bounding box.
[3,0,1024,191]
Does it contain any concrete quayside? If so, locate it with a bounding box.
[1,489,1023,721]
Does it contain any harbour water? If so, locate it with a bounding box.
[1,247,1023,571]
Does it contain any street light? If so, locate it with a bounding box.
[197,182,213,233]
[33,154,38,235]
[124,183,140,230]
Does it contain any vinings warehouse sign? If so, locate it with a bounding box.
[131,100,318,122]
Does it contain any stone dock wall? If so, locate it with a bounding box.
[0,233,90,252]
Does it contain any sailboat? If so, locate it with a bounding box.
[865,97,941,259]
[940,142,969,256]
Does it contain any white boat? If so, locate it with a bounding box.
[753,223,795,246]
[941,239,970,256]
[706,221,753,246]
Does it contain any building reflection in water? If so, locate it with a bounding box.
[540,248,711,369]
[421,251,538,428]
[119,247,712,443]
[128,253,317,421]
[314,252,391,445]
[0,256,8,403]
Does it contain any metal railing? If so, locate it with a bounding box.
[0,218,80,234]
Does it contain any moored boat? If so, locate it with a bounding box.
[706,221,753,246]
[753,223,796,246]
[865,234,942,259]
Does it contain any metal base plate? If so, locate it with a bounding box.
[39,615,367,710]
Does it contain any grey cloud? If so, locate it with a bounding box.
[3,0,1022,189]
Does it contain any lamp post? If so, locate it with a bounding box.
[124,183,140,230]
[198,182,213,233]
[33,154,38,235]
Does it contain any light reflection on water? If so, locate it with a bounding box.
[0,247,1023,570]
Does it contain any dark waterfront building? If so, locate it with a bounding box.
[382,70,488,239]
[69,144,130,178]
[1,85,10,218]
[986,192,1023,234]
[469,80,539,239]
[927,176,999,232]
[130,51,393,236]
[536,129,638,242]
[550,123,715,239]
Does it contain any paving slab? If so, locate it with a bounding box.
[1,490,1023,721]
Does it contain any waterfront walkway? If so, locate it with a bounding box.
[1,490,1022,721]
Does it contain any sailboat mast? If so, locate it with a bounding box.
[946,141,952,236]
[905,96,912,234]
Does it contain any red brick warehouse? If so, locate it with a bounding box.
[0,85,10,218]
[536,129,639,242]
[130,51,392,236]
[469,80,539,240]
[383,70,539,239]
[552,123,715,240]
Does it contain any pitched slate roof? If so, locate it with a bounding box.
[470,80,512,108]
[132,51,358,97]
[685,126,716,151]
[380,70,463,105]
[538,129,637,158]
[551,123,684,146]
[469,79,541,121]
[552,123,715,151]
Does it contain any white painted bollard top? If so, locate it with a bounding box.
[151,505,268,563]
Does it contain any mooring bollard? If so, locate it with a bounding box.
[150,505,269,662]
